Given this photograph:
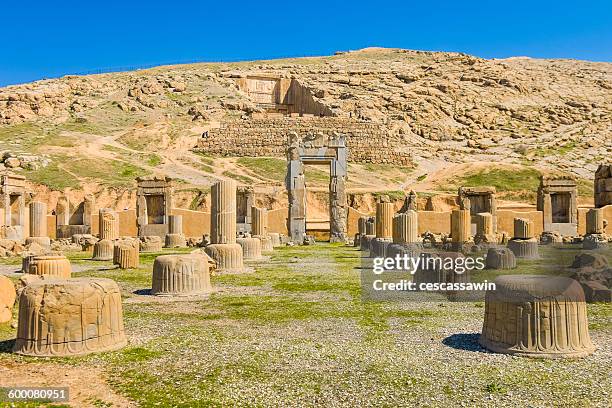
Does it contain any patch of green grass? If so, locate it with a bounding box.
[221,170,253,184]
[66,158,149,188]
[237,157,286,181]
[22,156,80,190]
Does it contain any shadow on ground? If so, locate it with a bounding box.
[442,333,488,353]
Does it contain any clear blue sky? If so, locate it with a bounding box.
[2,0,611,87]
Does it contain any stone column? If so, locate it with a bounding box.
[358,216,368,236]
[513,218,534,239]
[287,159,306,243]
[375,202,394,239]
[451,209,471,243]
[392,210,418,244]
[251,207,268,237]
[99,209,119,241]
[365,218,376,236]
[508,218,539,258]
[168,215,183,234]
[583,208,607,249]
[211,180,237,244]
[83,194,95,227]
[329,147,348,243]
[206,180,245,273]
[29,201,47,238]
[56,196,70,226]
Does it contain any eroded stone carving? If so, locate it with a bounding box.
[0,275,16,323]
[236,237,263,260]
[286,131,348,243]
[451,209,471,244]
[485,247,517,269]
[28,255,71,278]
[480,275,595,358]
[392,210,419,244]
[152,253,212,296]
[92,239,114,261]
[99,208,119,241]
[114,240,139,269]
[136,176,174,238]
[508,218,539,259]
[594,164,612,208]
[13,277,127,356]
[140,236,163,252]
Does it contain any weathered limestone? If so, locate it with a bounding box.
[139,236,163,252]
[114,240,139,269]
[286,131,348,243]
[485,247,517,269]
[251,207,268,237]
[365,217,376,236]
[236,237,263,260]
[99,208,119,240]
[236,186,254,232]
[376,201,394,239]
[451,209,471,243]
[508,218,539,259]
[458,186,497,233]
[583,208,608,249]
[0,173,26,240]
[205,243,244,273]
[136,176,174,238]
[0,275,16,323]
[354,215,369,247]
[165,234,187,248]
[207,180,245,272]
[152,254,212,296]
[586,208,605,234]
[594,164,612,208]
[55,193,94,238]
[258,236,274,252]
[537,176,578,235]
[28,201,47,238]
[269,232,282,248]
[92,239,114,261]
[513,218,534,239]
[212,180,237,244]
[28,255,71,278]
[164,215,186,248]
[13,278,127,356]
[474,212,497,244]
[480,275,595,358]
[392,210,419,244]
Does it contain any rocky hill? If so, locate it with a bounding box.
[0,47,610,211]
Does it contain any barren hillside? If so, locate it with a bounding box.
[0,47,610,210]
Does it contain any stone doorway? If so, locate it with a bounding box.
[286,132,347,243]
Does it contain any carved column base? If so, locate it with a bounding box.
[508,238,539,259]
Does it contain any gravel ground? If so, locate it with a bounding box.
[0,244,610,407]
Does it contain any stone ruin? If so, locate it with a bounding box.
[537,175,578,235]
[286,131,347,244]
[583,208,608,250]
[508,218,539,259]
[236,186,254,233]
[458,186,497,235]
[13,277,127,356]
[0,275,16,323]
[0,172,26,239]
[450,209,471,247]
[480,275,595,358]
[26,201,50,249]
[114,239,140,269]
[55,193,94,238]
[27,254,72,278]
[594,164,612,208]
[136,176,174,238]
[369,198,394,257]
[251,206,273,252]
[165,215,187,248]
[204,179,246,273]
[152,253,212,296]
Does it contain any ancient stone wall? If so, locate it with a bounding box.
[195,117,411,165]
